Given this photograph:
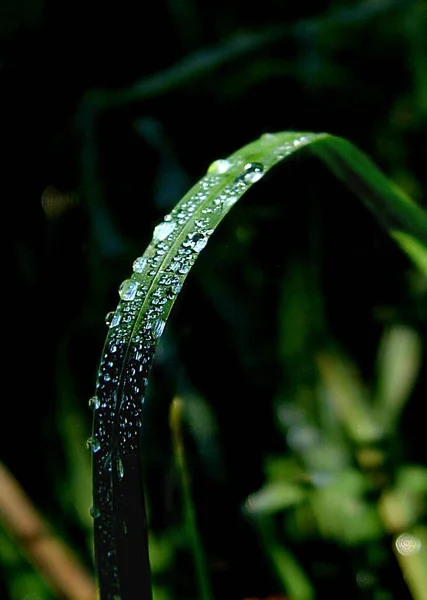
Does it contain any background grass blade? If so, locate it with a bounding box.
[374,325,422,429]
[91,131,427,600]
[169,397,214,600]
[308,135,427,274]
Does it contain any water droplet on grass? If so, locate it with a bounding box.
[88,396,100,410]
[116,456,124,480]
[105,312,114,326]
[152,319,165,339]
[207,159,232,175]
[105,311,121,328]
[90,505,101,519]
[293,135,310,147]
[132,256,147,273]
[192,233,208,252]
[183,232,208,253]
[260,132,278,142]
[242,162,264,183]
[119,279,139,301]
[153,220,176,241]
[86,436,101,453]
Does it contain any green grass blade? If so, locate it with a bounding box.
[169,398,214,600]
[91,131,427,600]
[390,231,427,275]
[394,527,427,600]
[308,134,427,275]
[248,514,315,600]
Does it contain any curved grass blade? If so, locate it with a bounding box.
[90,131,427,600]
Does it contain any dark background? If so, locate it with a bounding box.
[1,1,426,599]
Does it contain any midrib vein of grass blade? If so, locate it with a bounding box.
[91,130,427,600]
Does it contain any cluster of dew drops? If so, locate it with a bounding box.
[85,133,316,517]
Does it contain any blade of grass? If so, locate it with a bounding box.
[394,527,427,600]
[91,131,427,600]
[245,482,306,515]
[80,1,410,109]
[379,490,427,600]
[374,325,422,428]
[248,514,315,600]
[169,397,214,600]
[390,231,427,275]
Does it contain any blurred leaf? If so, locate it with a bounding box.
[390,231,427,277]
[405,2,427,117]
[396,465,427,497]
[311,470,383,545]
[245,482,306,515]
[316,351,382,444]
[379,465,427,532]
[374,325,422,427]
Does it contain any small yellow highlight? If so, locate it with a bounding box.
[169,397,185,460]
[395,533,422,556]
[169,397,183,433]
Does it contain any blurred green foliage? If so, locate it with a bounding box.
[1,0,426,599]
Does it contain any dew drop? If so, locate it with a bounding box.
[207,158,232,175]
[191,233,208,253]
[132,256,147,273]
[179,263,190,274]
[116,456,124,481]
[86,436,101,453]
[119,279,139,301]
[153,220,176,241]
[105,311,121,328]
[169,261,180,272]
[165,286,176,300]
[105,311,114,326]
[152,319,165,339]
[104,453,112,473]
[260,132,278,143]
[293,135,310,147]
[242,162,265,183]
[89,505,101,519]
[88,396,100,410]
